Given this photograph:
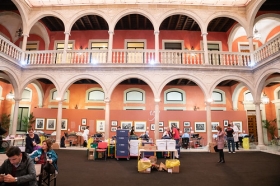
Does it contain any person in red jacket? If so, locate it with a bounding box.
[172,124,180,144]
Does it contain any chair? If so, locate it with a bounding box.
[96,142,108,161]
[181,138,189,149]
[37,153,58,186]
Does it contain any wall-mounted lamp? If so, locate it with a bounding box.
[261,92,269,104]
[191,46,194,50]
[79,46,83,50]
[75,104,78,109]
[6,91,14,100]
[16,28,23,37]
[193,106,199,111]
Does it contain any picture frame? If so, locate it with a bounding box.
[159,121,164,127]
[46,119,56,130]
[211,122,219,132]
[184,128,191,133]
[159,128,164,132]
[121,121,133,130]
[111,127,117,132]
[150,124,155,131]
[223,120,229,126]
[233,121,243,132]
[134,121,146,132]
[169,121,179,129]
[61,119,67,131]
[81,118,87,126]
[96,120,105,132]
[194,122,206,132]
[111,120,117,126]
[35,118,44,130]
[183,121,190,127]
[80,126,87,131]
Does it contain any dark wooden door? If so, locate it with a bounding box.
[248,115,258,142]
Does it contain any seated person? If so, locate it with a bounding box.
[30,139,58,175]
[162,128,172,139]
[181,131,190,149]
[129,126,138,140]
[139,131,149,141]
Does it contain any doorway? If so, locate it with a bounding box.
[247,115,258,142]
[17,107,29,132]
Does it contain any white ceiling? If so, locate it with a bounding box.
[24,0,252,7]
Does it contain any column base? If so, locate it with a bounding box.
[256,144,267,150]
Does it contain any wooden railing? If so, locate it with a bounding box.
[1,34,280,67]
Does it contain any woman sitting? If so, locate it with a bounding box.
[25,128,41,154]
[30,139,58,174]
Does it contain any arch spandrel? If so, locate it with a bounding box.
[0,65,21,97]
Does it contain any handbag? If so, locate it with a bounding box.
[43,162,56,174]
[214,145,219,152]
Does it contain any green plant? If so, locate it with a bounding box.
[21,112,36,131]
[262,119,277,144]
[0,113,11,132]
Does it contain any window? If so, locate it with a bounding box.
[85,88,104,103]
[124,88,145,103]
[244,91,253,102]
[164,42,182,50]
[91,42,108,50]
[125,40,146,63]
[17,107,29,132]
[50,89,69,102]
[22,88,32,102]
[164,88,185,104]
[54,41,74,63]
[277,90,280,100]
[26,42,38,51]
[212,89,226,104]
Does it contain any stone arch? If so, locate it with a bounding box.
[111,9,156,32]
[30,80,44,108]
[157,9,204,32]
[31,22,50,50]
[11,0,28,30]
[158,74,208,100]
[66,10,110,33]
[0,67,20,98]
[108,74,156,100]
[227,23,246,52]
[247,0,266,36]
[60,75,108,100]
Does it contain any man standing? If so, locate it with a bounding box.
[226,123,236,153]
[0,146,37,186]
[172,124,180,144]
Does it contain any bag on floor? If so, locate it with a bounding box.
[83,141,87,147]
[44,162,56,174]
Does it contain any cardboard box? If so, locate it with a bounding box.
[98,152,103,158]
[139,168,151,173]
[143,144,157,150]
[167,166,179,173]
[158,162,167,171]
[88,148,95,160]
[209,142,217,153]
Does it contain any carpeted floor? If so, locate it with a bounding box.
[55,150,280,186]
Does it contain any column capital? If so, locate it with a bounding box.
[154,98,160,103]
[201,32,208,36]
[64,31,71,35]
[108,31,114,35]
[253,101,262,106]
[104,97,110,103]
[247,36,253,39]
[154,31,160,35]
[13,98,22,102]
[22,34,29,37]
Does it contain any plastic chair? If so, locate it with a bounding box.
[96,142,108,161]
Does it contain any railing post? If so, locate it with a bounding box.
[108,31,114,63]
[202,33,209,65]
[154,30,159,63]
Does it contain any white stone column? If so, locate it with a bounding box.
[202,33,209,65]
[62,32,70,63]
[11,98,21,135]
[104,98,110,139]
[20,34,28,62]
[55,101,63,144]
[107,31,114,63]
[154,99,160,140]
[154,31,160,63]
[254,101,266,150]
[205,101,212,148]
[247,36,255,64]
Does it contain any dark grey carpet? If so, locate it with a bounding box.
[55,150,280,186]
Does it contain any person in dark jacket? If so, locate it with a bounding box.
[25,128,41,154]
[0,146,37,186]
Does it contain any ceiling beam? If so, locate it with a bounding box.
[177,79,183,85]
[219,80,231,86]
[217,18,230,32]
[85,15,94,29]
[79,18,86,30]
[189,19,196,31]
[175,15,182,30]
[167,16,173,30]
[45,17,59,31]
[182,16,189,30]
[54,17,64,30]
[120,19,124,29]
[93,15,101,30]
[210,18,221,32]
[128,15,131,29]
[144,17,147,29]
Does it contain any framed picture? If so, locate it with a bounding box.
[80,126,87,131]
[159,121,164,127]
[184,128,191,133]
[96,120,105,132]
[223,120,229,126]
[35,118,44,130]
[111,121,117,126]
[121,121,132,130]
[211,122,219,132]
[159,128,164,132]
[81,118,87,125]
[46,119,56,130]
[183,121,190,127]
[111,127,117,132]
[150,124,155,131]
[233,121,243,132]
[169,121,179,129]
[194,122,206,132]
[134,121,146,132]
[61,119,67,131]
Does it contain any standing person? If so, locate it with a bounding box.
[25,128,41,154]
[226,123,235,153]
[0,146,37,186]
[82,126,90,147]
[130,126,135,135]
[172,124,180,144]
[233,123,239,150]
[30,139,58,173]
[216,126,225,163]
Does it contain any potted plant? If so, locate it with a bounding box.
[21,112,36,131]
[0,113,11,134]
[262,119,278,145]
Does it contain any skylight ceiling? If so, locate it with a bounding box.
[24,0,252,7]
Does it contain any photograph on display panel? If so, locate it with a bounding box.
[35,118,44,130]
[184,128,191,133]
[169,121,179,129]
[159,128,164,132]
[233,121,242,132]
[111,121,117,126]
[223,120,229,126]
[159,121,164,127]
[46,119,56,130]
[81,118,87,125]
[111,127,117,132]
[96,120,105,132]
[134,121,146,132]
[121,121,132,130]
[211,122,219,132]
[183,121,190,127]
[150,124,155,131]
[194,122,206,132]
[61,119,67,131]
